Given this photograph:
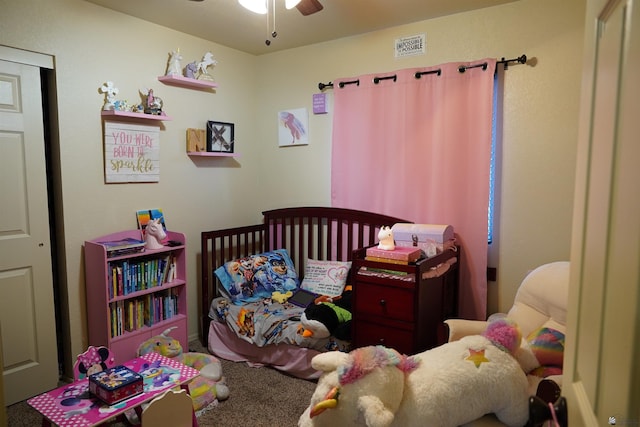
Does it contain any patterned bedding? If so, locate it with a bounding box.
[208,296,349,353]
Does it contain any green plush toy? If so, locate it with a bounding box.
[137,327,230,410]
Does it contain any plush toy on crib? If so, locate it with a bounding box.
[300,295,352,341]
[137,327,229,410]
[377,226,395,250]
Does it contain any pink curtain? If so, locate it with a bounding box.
[331,59,496,319]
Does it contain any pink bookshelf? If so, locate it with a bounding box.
[84,230,187,364]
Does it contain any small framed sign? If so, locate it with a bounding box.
[206,121,234,153]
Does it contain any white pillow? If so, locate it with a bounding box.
[300,259,351,297]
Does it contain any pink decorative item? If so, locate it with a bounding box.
[145,218,166,250]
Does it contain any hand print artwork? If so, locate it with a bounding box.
[278,108,309,146]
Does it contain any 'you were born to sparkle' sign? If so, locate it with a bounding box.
[104,122,160,183]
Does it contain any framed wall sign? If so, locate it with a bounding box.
[104,121,160,183]
[206,121,234,153]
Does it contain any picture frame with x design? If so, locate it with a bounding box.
[206,120,235,153]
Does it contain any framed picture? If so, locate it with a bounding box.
[278,108,308,146]
[206,121,234,153]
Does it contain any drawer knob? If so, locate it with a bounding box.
[378,338,385,344]
[379,299,386,306]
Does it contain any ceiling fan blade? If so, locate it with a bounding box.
[296,0,323,16]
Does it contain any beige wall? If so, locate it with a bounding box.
[252,0,585,312]
[1,0,584,374]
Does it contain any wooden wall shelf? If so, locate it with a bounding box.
[158,75,218,89]
[187,151,238,157]
[101,110,172,121]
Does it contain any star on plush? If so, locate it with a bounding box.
[465,348,490,368]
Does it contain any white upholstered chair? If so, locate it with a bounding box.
[444,261,570,426]
[141,388,194,427]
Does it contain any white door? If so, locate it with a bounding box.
[0,54,59,404]
[564,0,640,424]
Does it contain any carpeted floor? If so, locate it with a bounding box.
[6,340,317,426]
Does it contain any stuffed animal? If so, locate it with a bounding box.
[137,327,229,410]
[377,226,395,250]
[272,290,293,303]
[298,318,530,427]
[300,291,352,341]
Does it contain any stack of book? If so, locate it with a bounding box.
[364,246,423,276]
[98,237,145,257]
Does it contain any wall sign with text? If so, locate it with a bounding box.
[104,122,160,183]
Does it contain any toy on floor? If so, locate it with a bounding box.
[298,318,530,427]
[137,327,229,411]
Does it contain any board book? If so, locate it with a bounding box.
[365,245,422,262]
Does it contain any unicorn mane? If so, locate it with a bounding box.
[338,345,420,386]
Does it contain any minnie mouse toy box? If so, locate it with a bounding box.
[89,365,143,405]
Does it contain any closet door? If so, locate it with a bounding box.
[565,0,640,424]
[0,51,59,404]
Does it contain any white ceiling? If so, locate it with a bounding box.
[83,0,522,56]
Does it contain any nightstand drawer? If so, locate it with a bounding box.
[354,282,414,322]
[354,319,414,354]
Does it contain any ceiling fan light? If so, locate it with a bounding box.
[239,0,267,14]
[285,0,302,9]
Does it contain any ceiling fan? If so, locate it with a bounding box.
[295,0,323,16]
[235,0,323,15]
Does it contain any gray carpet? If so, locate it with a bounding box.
[6,340,316,426]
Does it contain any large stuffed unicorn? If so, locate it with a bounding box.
[299,318,531,427]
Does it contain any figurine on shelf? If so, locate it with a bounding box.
[196,52,218,82]
[165,48,183,76]
[139,88,163,115]
[184,61,198,79]
[99,81,119,111]
[113,99,130,111]
[144,218,166,250]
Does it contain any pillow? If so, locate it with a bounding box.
[526,326,565,378]
[300,259,351,297]
[215,249,299,304]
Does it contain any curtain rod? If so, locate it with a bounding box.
[317,54,527,91]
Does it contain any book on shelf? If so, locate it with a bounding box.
[365,245,422,262]
[365,256,411,265]
[109,291,180,337]
[360,266,409,276]
[112,256,177,297]
[98,237,145,256]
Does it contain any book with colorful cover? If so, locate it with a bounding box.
[136,208,166,237]
[365,245,422,262]
[365,256,411,265]
[361,266,409,276]
[98,237,145,256]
